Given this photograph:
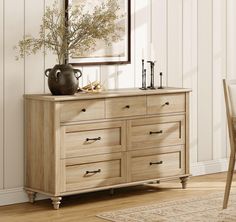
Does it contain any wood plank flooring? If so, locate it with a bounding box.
[0,172,234,222]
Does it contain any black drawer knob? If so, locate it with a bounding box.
[81,108,86,112]
[163,102,170,106]
[125,105,130,109]
[150,161,163,165]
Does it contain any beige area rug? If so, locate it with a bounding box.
[97,193,236,222]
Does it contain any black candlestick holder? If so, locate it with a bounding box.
[147,61,156,90]
[140,59,147,90]
[158,72,164,89]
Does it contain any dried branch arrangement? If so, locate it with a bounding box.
[15,0,124,64]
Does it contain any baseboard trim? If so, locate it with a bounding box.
[0,187,47,206]
[190,158,229,176]
[0,159,230,206]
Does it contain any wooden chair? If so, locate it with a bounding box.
[223,79,236,209]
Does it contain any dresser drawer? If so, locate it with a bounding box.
[61,121,126,158]
[129,146,185,182]
[105,96,146,118]
[128,115,185,150]
[60,153,126,192]
[147,93,185,115]
[60,99,105,122]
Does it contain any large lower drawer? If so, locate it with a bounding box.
[128,146,185,182]
[61,121,126,158]
[60,153,126,192]
[128,115,185,150]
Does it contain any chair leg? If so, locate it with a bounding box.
[223,154,235,209]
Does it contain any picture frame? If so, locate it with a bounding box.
[65,0,131,66]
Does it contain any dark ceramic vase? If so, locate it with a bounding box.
[45,64,82,95]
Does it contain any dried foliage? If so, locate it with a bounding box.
[15,0,124,64]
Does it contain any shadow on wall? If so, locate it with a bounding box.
[93,3,148,89]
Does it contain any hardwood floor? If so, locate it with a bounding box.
[0,172,235,222]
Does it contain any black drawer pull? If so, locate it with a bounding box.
[86,136,101,142]
[150,130,163,135]
[150,161,163,166]
[86,169,101,174]
[162,102,170,106]
[81,108,86,112]
[125,105,130,109]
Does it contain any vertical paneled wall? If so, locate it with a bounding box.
[212,0,227,160]
[167,0,183,87]
[0,0,4,190]
[0,0,233,198]
[182,0,198,164]
[4,0,24,188]
[197,0,213,162]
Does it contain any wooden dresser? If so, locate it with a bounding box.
[24,88,191,209]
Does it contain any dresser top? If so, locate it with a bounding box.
[24,87,191,101]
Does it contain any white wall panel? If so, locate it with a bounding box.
[82,66,101,86]
[4,0,24,188]
[133,0,148,88]
[24,0,45,94]
[212,0,227,160]
[151,0,167,87]
[100,65,118,89]
[116,0,135,89]
[227,0,236,80]
[183,0,198,164]
[0,0,4,190]
[197,0,213,162]
[117,64,135,88]
[167,0,183,87]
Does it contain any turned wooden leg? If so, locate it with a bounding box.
[26,190,37,203]
[51,197,62,210]
[180,176,189,189]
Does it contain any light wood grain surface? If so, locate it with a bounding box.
[147,93,186,114]
[128,115,185,150]
[24,88,191,101]
[61,121,126,158]
[60,99,105,122]
[0,173,232,222]
[61,153,126,192]
[129,146,185,182]
[25,100,58,195]
[105,96,146,118]
[24,89,190,209]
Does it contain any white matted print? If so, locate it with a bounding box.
[66,0,131,65]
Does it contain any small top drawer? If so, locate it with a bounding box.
[147,93,185,115]
[105,96,146,118]
[60,99,105,122]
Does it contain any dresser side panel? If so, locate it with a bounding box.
[25,99,57,194]
[185,92,190,174]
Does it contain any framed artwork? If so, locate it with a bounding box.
[66,0,131,66]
